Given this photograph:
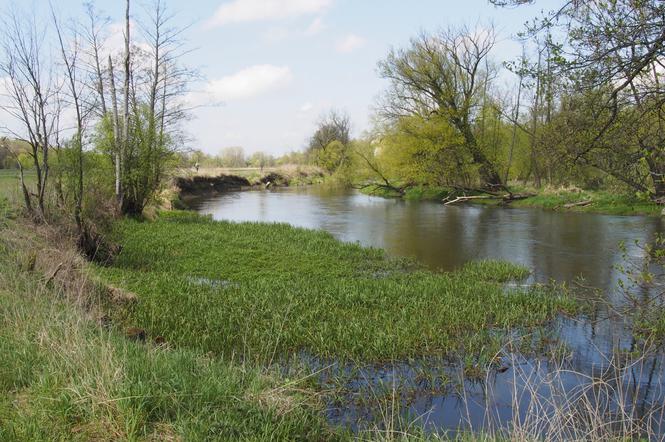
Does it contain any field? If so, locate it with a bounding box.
[0,170,20,200]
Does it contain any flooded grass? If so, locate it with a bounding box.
[3,200,664,439]
[0,213,337,441]
[96,211,577,365]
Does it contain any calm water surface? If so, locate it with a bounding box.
[189,186,665,436]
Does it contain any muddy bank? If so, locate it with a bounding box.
[175,175,252,196]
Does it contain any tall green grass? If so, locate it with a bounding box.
[0,213,337,441]
[96,211,576,364]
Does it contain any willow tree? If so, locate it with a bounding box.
[378,25,506,190]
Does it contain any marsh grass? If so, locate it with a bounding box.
[3,200,664,439]
[0,213,337,441]
[95,211,576,365]
[345,341,665,442]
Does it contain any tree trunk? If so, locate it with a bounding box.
[505,71,524,184]
[121,0,130,211]
[645,155,665,199]
[459,123,505,190]
[108,56,122,202]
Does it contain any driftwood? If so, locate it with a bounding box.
[444,195,498,205]
[563,200,593,209]
[443,192,536,206]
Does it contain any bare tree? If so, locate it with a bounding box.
[308,110,351,151]
[0,9,60,217]
[121,0,131,207]
[52,5,92,231]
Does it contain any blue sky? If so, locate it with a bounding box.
[2,0,543,155]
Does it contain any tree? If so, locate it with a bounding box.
[0,9,60,217]
[52,5,90,231]
[86,0,192,216]
[220,146,246,168]
[494,0,665,199]
[248,151,274,171]
[378,25,506,190]
[307,110,351,173]
[377,115,471,187]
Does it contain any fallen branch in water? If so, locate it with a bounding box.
[444,195,500,205]
[443,192,536,205]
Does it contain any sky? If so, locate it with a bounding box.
[1,0,544,156]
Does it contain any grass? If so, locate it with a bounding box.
[3,197,663,440]
[0,201,577,440]
[0,202,338,441]
[362,183,661,216]
[95,211,576,364]
[509,188,661,215]
[0,169,21,200]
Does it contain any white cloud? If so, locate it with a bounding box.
[207,0,332,27]
[305,17,325,35]
[336,34,366,53]
[299,102,313,112]
[206,65,293,101]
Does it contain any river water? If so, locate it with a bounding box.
[189,186,665,437]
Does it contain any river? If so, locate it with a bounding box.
[188,186,665,437]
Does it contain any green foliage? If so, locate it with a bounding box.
[315,140,349,174]
[377,115,471,186]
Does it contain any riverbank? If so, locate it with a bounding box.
[362,184,662,216]
[0,195,582,439]
[170,165,325,209]
[0,201,337,440]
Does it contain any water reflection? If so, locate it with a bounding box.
[190,187,663,288]
[189,186,665,436]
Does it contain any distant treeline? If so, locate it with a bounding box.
[179,147,306,170]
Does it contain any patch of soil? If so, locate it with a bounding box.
[175,175,251,195]
[260,172,289,187]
